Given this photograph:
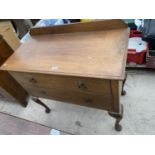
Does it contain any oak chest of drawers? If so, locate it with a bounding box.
[0,20,129,131]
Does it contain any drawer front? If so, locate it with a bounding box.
[10,72,112,96]
[24,85,112,110]
[10,72,113,110]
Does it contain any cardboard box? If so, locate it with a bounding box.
[0,21,20,50]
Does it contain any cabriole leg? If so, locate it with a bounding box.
[32,97,51,113]
[108,104,123,131]
[121,73,127,96]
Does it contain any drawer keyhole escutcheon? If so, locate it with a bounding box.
[29,78,37,84]
[77,81,87,90]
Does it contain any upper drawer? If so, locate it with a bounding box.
[10,72,112,96]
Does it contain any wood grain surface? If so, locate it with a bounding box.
[1,20,129,80]
[30,19,127,36]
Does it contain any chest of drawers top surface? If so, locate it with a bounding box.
[1,20,129,80]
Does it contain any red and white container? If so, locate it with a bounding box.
[127,30,148,64]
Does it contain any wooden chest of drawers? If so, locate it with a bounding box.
[0,20,129,131]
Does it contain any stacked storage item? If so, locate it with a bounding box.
[127,30,148,64]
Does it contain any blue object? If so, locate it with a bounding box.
[50,129,61,135]
[43,19,65,26]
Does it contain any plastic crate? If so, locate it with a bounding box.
[127,49,147,64]
[127,30,148,64]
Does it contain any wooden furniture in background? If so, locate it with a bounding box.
[0,35,29,106]
[0,35,49,109]
[1,20,129,131]
[0,21,21,50]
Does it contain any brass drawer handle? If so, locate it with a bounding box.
[77,81,87,90]
[29,78,37,84]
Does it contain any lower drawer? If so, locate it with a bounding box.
[27,85,113,111]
